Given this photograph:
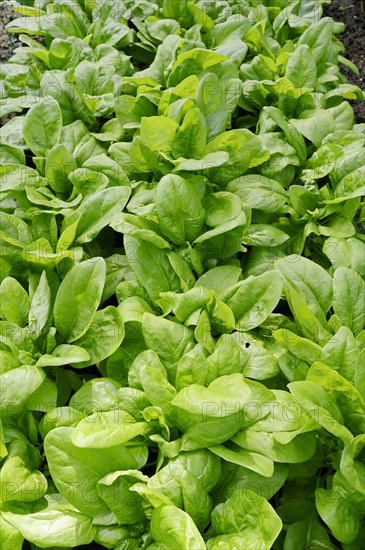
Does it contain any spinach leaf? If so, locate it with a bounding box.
[54,258,106,342]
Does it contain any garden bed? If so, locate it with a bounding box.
[0,2,364,550]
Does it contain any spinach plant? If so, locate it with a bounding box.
[0,0,364,548]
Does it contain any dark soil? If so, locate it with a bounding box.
[0,1,364,121]
[0,3,21,62]
[324,0,365,122]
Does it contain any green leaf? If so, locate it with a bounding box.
[288,381,353,444]
[323,236,365,279]
[232,429,317,463]
[333,267,365,335]
[207,489,282,550]
[196,73,230,140]
[171,108,207,159]
[28,272,52,336]
[97,470,147,525]
[285,44,317,88]
[213,463,288,506]
[128,350,176,410]
[227,174,287,213]
[25,378,58,412]
[242,224,289,247]
[172,373,251,419]
[71,410,147,448]
[209,445,274,477]
[224,271,283,331]
[291,109,335,148]
[275,255,333,317]
[2,504,96,548]
[0,439,47,503]
[111,214,171,250]
[156,174,205,245]
[150,505,206,550]
[1,164,43,194]
[23,97,62,156]
[321,326,359,382]
[0,277,30,327]
[139,116,179,152]
[205,129,269,183]
[35,345,91,367]
[69,187,131,244]
[44,427,148,517]
[173,376,254,450]
[244,342,280,380]
[173,151,229,171]
[71,307,125,368]
[274,329,322,364]
[54,258,106,343]
[283,513,338,550]
[307,362,364,420]
[285,45,317,89]
[169,449,221,494]
[69,378,120,415]
[193,211,247,244]
[297,17,334,71]
[316,473,363,544]
[40,71,95,126]
[45,143,77,194]
[204,192,242,227]
[263,106,307,167]
[284,284,332,345]
[68,168,108,197]
[195,266,242,297]
[125,236,181,302]
[0,366,45,416]
[340,434,365,495]
[115,95,156,128]
[142,312,194,367]
[0,515,24,550]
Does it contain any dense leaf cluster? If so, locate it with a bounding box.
[0,0,364,548]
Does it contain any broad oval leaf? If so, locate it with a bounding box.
[44,427,148,517]
[71,410,148,448]
[227,174,287,213]
[0,277,30,327]
[150,505,206,550]
[2,505,96,549]
[0,366,45,415]
[333,267,365,335]
[285,45,317,89]
[275,255,333,317]
[23,97,62,156]
[35,345,91,367]
[125,235,181,302]
[156,174,205,245]
[72,187,131,244]
[207,489,282,550]
[71,306,125,368]
[224,271,283,330]
[54,258,106,342]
